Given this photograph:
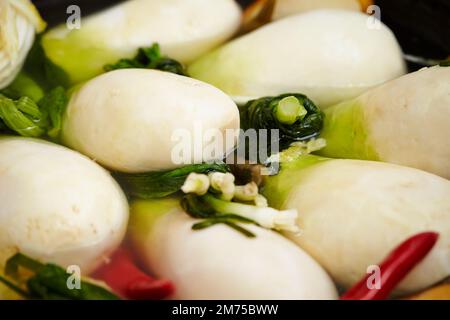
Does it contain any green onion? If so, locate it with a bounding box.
[275,96,307,125]
[233,182,259,202]
[240,93,324,157]
[181,172,210,195]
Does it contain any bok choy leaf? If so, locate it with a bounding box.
[240,93,324,156]
[0,253,119,300]
[113,163,230,199]
[0,86,68,140]
[0,94,46,137]
[104,43,187,76]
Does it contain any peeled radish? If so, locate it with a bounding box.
[41,0,242,84]
[61,69,240,173]
[318,65,450,179]
[0,137,129,274]
[273,0,361,20]
[189,10,406,107]
[263,154,450,294]
[128,197,338,299]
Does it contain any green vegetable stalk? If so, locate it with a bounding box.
[179,170,299,237]
[1,73,44,102]
[183,193,298,234]
[0,87,68,140]
[181,193,258,238]
[120,164,298,237]
[0,253,119,300]
[0,94,46,137]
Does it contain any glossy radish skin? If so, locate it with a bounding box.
[128,197,338,300]
[189,10,405,107]
[0,137,129,275]
[273,0,361,20]
[319,66,450,179]
[42,0,242,84]
[62,69,240,173]
[263,155,450,294]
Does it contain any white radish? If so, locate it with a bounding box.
[42,0,242,84]
[0,137,129,274]
[319,65,450,179]
[189,10,406,107]
[263,155,450,294]
[128,197,338,300]
[61,69,240,173]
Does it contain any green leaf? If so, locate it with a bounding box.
[104,43,187,76]
[223,221,256,238]
[0,94,46,137]
[439,60,450,67]
[0,86,68,140]
[0,72,45,102]
[38,86,69,140]
[0,253,120,300]
[23,37,70,90]
[0,275,31,298]
[181,194,256,237]
[29,264,119,300]
[180,193,216,218]
[5,253,45,278]
[239,93,324,157]
[192,218,256,238]
[114,163,230,199]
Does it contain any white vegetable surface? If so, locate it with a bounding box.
[129,198,338,300]
[189,10,406,107]
[62,69,240,173]
[0,0,46,89]
[42,0,242,84]
[319,66,450,179]
[0,137,129,275]
[273,0,361,20]
[263,156,450,294]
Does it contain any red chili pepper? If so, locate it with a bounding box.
[341,231,439,300]
[92,248,175,300]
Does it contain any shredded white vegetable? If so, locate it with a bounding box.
[0,0,45,89]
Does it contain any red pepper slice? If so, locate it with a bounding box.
[341,231,439,300]
[92,248,175,300]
